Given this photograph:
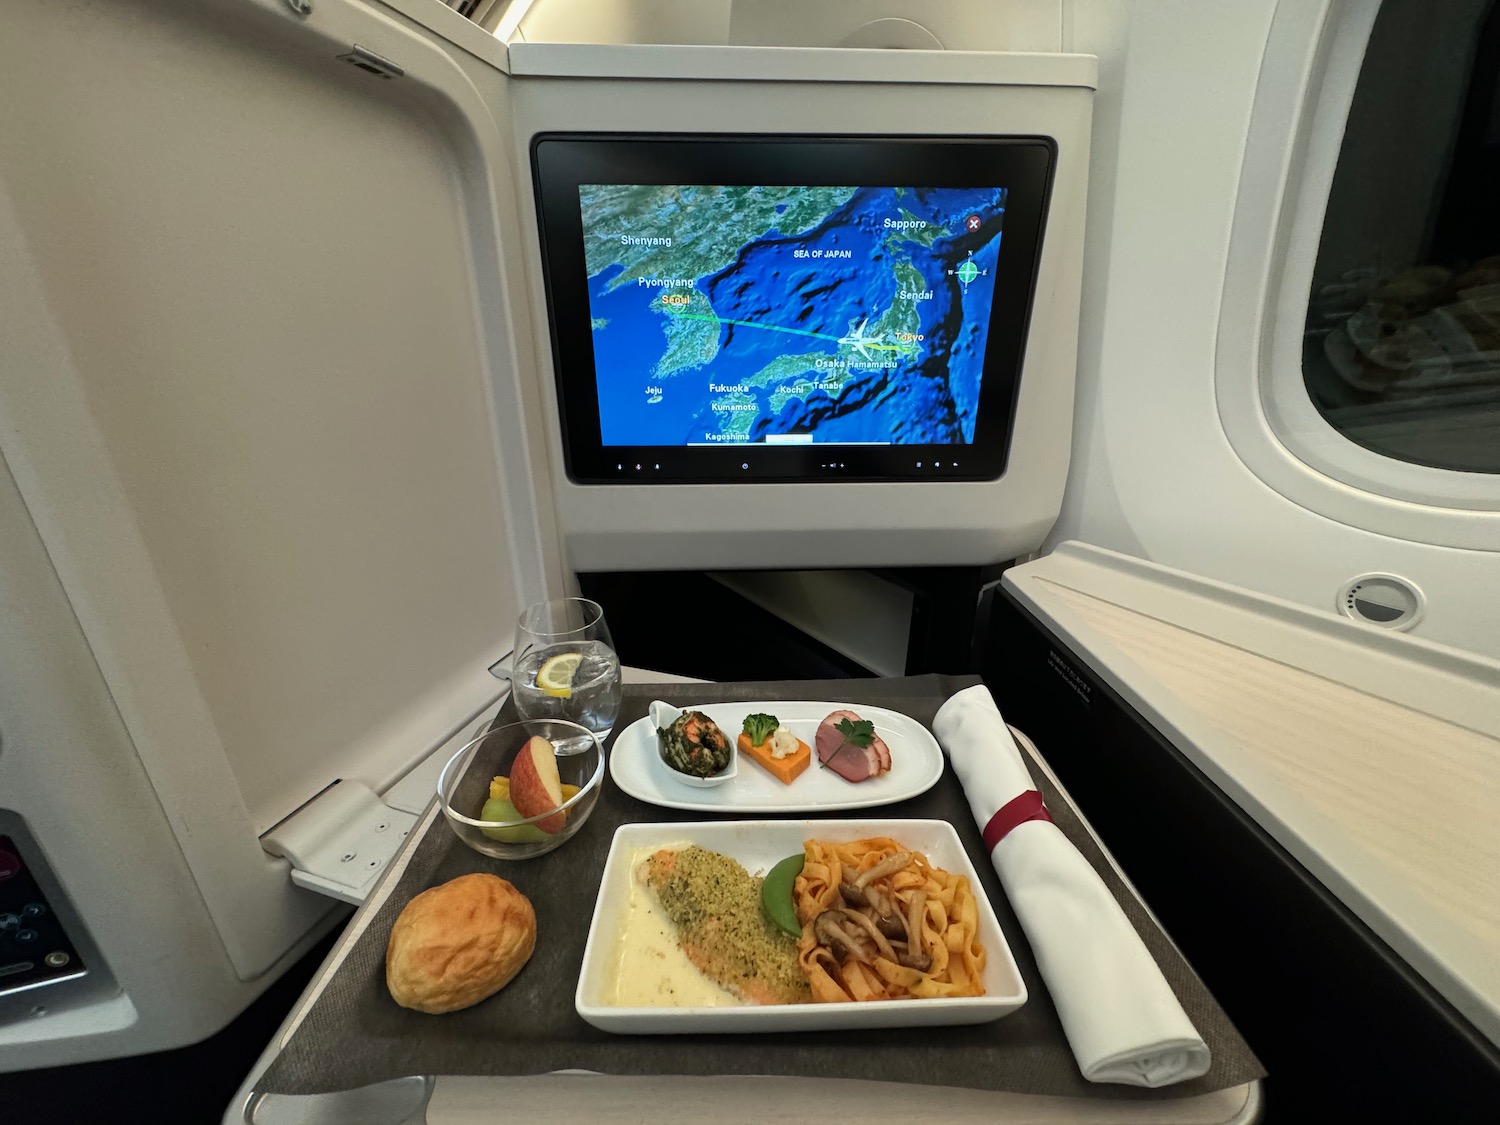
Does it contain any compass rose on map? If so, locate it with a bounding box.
[948,251,988,294]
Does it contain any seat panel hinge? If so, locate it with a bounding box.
[338,45,403,79]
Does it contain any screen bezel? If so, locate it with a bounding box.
[531,134,1056,485]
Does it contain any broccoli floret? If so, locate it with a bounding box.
[741,713,780,747]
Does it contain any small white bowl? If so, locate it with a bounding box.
[649,700,737,788]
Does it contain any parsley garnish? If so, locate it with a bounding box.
[835,717,876,748]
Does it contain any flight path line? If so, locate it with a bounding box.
[667,310,912,353]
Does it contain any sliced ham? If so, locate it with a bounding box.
[824,741,878,783]
[816,710,863,763]
[815,709,892,783]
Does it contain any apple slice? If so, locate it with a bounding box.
[507,735,568,834]
[480,797,550,844]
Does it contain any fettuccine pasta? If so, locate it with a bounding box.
[794,837,986,1002]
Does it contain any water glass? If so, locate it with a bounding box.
[511,597,623,739]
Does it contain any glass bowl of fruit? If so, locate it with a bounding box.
[437,718,605,860]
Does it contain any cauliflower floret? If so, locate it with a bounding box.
[769,727,800,760]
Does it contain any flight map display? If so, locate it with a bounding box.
[579,185,1006,448]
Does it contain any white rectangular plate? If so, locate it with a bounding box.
[575,819,1027,1034]
[609,701,943,812]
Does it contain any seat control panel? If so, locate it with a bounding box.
[0,834,85,997]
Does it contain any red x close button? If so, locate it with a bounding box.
[965,215,982,232]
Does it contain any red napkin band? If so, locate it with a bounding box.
[982,789,1052,851]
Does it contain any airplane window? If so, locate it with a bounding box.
[1305,0,1500,474]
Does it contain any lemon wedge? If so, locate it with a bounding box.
[535,652,583,698]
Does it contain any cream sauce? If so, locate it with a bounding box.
[605,846,742,1008]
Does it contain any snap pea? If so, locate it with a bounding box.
[761,853,805,937]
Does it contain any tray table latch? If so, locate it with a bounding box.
[261,781,418,905]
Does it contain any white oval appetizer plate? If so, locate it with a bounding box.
[609,700,943,813]
[575,818,1027,1034]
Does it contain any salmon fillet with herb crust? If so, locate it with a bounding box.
[637,847,809,1005]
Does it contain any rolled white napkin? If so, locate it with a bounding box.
[933,685,1211,1088]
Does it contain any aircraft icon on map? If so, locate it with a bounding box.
[839,317,883,361]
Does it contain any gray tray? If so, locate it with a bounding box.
[257,675,1263,1099]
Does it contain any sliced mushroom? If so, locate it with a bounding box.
[853,851,912,889]
[906,890,927,951]
[838,882,869,908]
[814,910,869,964]
[875,914,906,940]
[897,948,933,972]
[840,907,897,963]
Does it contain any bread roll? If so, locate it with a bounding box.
[386,873,536,1014]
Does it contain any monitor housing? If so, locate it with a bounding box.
[508,47,1093,569]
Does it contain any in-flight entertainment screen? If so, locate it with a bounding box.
[532,137,1054,484]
